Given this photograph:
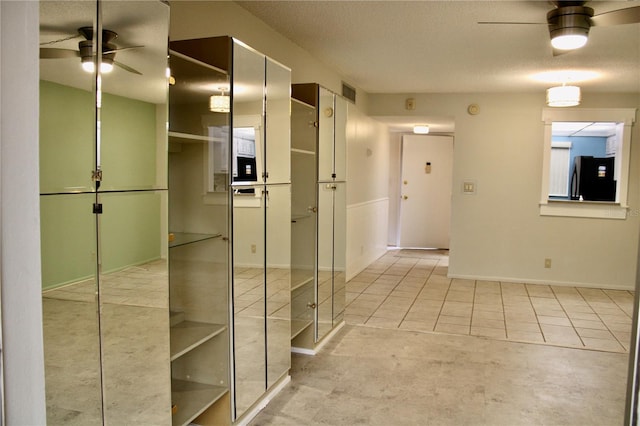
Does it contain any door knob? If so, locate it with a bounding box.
[403,195,408,200]
[307,206,317,213]
[307,302,317,309]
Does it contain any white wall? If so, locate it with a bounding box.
[170,2,390,279]
[369,92,640,290]
[0,1,47,422]
[346,106,390,278]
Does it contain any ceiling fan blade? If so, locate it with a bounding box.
[104,45,145,54]
[40,48,80,59]
[477,21,546,25]
[114,61,142,75]
[591,6,640,26]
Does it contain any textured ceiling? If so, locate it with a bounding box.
[237,0,640,95]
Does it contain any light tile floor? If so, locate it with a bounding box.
[346,249,634,353]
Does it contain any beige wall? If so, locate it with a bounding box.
[369,92,640,289]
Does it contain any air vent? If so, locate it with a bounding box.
[341,82,356,104]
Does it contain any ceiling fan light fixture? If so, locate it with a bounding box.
[551,32,588,50]
[547,5,593,50]
[81,56,114,74]
[413,125,430,134]
[546,84,581,107]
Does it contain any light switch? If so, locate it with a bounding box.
[462,180,476,194]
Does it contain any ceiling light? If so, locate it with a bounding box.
[547,5,593,51]
[81,57,114,73]
[551,32,588,50]
[209,88,230,113]
[546,84,581,107]
[413,125,430,134]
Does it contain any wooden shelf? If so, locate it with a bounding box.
[170,321,227,361]
[291,319,313,339]
[171,379,228,426]
[169,232,222,248]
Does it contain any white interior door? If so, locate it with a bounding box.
[399,134,453,248]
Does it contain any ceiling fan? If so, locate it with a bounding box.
[479,1,640,55]
[40,27,143,75]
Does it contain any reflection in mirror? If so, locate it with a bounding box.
[548,121,622,202]
[39,1,170,424]
[317,183,334,340]
[232,41,267,419]
[333,182,347,326]
[39,2,102,423]
[265,56,292,388]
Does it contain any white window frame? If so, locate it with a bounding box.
[540,108,636,219]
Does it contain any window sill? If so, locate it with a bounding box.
[540,200,627,219]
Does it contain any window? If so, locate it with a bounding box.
[540,108,636,219]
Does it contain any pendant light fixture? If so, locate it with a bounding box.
[546,83,581,107]
[209,88,230,113]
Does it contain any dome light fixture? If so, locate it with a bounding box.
[413,125,430,134]
[546,83,581,107]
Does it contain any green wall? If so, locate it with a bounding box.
[40,80,163,290]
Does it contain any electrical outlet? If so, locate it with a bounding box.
[544,258,552,268]
[251,244,257,254]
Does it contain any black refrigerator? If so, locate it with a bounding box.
[570,156,616,201]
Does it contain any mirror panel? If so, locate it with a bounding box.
[40,1,171,424]
[98,191,170,424]
[232,40,267,419]
[266,184,291,387]
[39,2,102,424]
[334,96,347,181]
[317,88,335,181]
[39,1,97,195]
[41,194,102,425]
[333,182,347,326]
[264,58,291,184]
[316,182,334,340]
[98,2,171,423]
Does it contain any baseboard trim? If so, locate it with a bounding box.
[448,273,634,291]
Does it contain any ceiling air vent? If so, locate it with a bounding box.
[342,82,356,104]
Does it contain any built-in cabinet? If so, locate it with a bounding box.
[38,1,171,425]
[167,50,231,426]
[168,36,291,425]
[291,84,347,353]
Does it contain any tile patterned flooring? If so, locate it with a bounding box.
[345,249,634,353]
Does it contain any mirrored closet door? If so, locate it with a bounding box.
[39,1,170,424]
